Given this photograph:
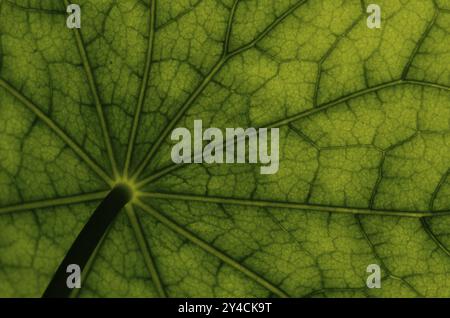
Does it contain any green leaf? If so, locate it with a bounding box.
[1,0,450,298]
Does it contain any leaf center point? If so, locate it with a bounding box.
[112,180,136,203]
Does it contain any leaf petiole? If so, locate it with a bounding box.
[42,184,133,298]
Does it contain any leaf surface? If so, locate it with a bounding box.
[1,0,450,297]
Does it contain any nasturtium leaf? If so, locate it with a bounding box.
[1,0,450,298]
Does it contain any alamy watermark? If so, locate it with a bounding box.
[66,4,81,29]
[366,264,381,289]
[66,264,81,289]
[171,120,280,174]
[367,4,381,29]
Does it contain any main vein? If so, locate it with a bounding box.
[123,0,157,178]
[131,0,308,180]
[131,51,226,180]
[135,200,290,298]
[140,192,450,218]
[126,205,167,297]
[271,79,450,128]
[137,79,450,187]
[0,191,109,215]
[63,0,119,179]
[0,78,113,185]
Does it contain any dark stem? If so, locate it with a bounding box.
[42,184,133,298]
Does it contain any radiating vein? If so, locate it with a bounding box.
[131,0,308,180]
[124,0,157,177]
[131,54,227,180]
[0,191,108,215]
[271,80,450,128]
[126,205,167,297]
[0,77,113,185]
[135,200,289,298]
[139,192,450,218]
[63,0,118,178]
[137,79,450,186]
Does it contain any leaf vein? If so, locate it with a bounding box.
[126,205,167,297]
[138,79,450,186]
[0,77,113,185]
[132,0,309,180]
[0,191,108,215]
[124,0,157,177]
[139,192,449,218]
[63,0,118,178]
[135,200,290,298]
